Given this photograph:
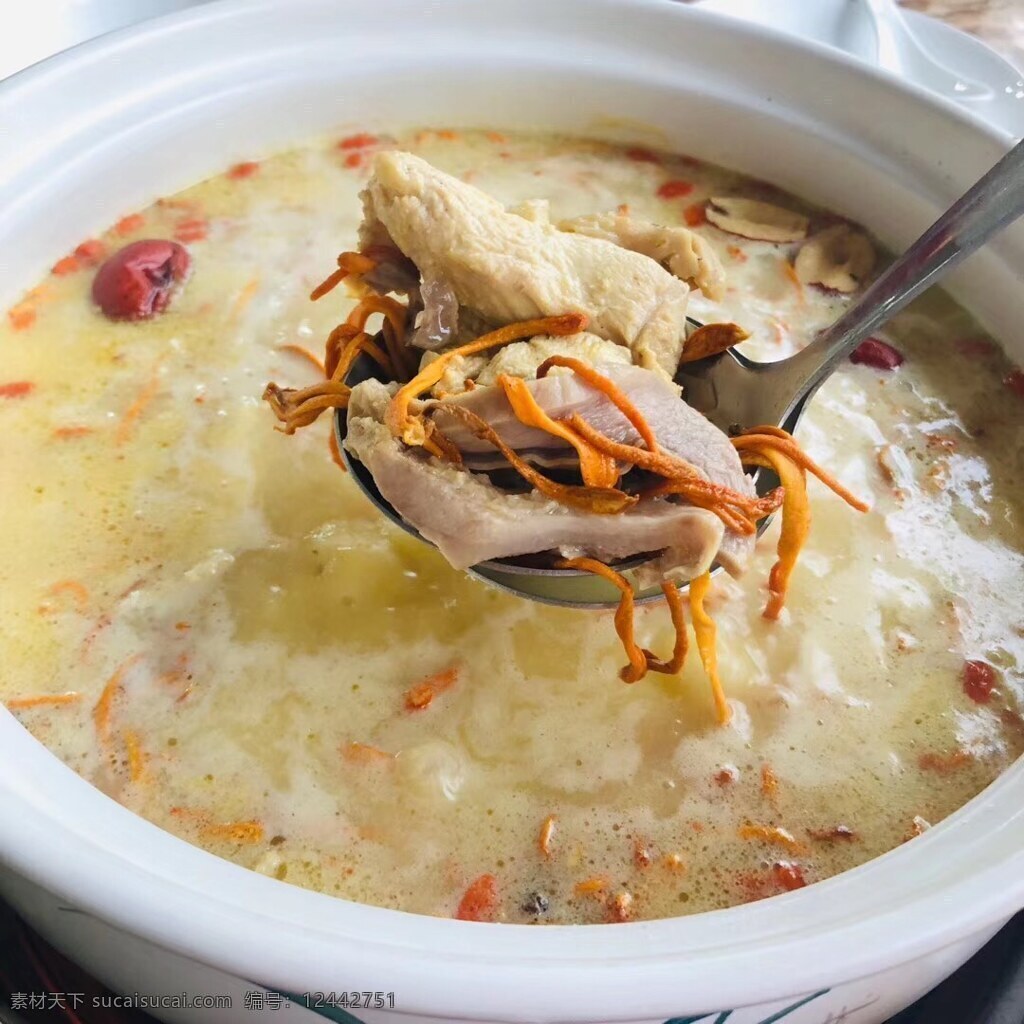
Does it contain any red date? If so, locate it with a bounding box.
[850,337,904,370]
[91,240,190,321]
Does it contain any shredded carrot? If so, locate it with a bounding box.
[557,557,646,682]
[662,853,687,872]
[689,572,731,725]
[341,741,394,764]
[310,251,376,302]
[124,729,147,781]
[92,656,142,744]
[231,278,261,320]
[739,824,805,854]
[8,302,36,331]
[228,161,260,180]
[174,217,208,243]
[277,344,325,375]
[439,405,635,514]
[538,814,557,859]
[5,692,82,710]
[537,355,658,452]
[782,260,805,303]
[387,313,587,446]
[456,873,499,921]
[404,666,458,711]
[116,361,163,445]
[114,213,145,236]
[761,764,779,803]
[486,131,508,144]
[0,381,35,399]
[497,374,619,487]
[53,425,94,440]
[52,255,80,276]
[338,133,378,150]
[47,580,90,612]
[680,322,750,364]
[574,875,609,895]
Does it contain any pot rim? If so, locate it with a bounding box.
[1,1,1021,1020]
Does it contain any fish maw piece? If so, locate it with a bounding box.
[359,151,693,375]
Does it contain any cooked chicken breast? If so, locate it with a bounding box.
[345,381,725,575]
[557,211,726,301]
[431,362,755,575]
[360,151,694,375]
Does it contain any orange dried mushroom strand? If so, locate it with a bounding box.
[387,313,587,447]
[565,414,775,536]
[404,666,458,711]
[689,572,731,725]
[310,251,376,302]
[761,764,779,803]
[536,355,658,452]
[264,329,380,434]
[497,374,619,488]
[556,557,647,683]
[277,344,326,375]
[346,294,415,380]
[456,873,499,921]
[679,322,750,364]
[439,405,635,514]
[733,426,868,617]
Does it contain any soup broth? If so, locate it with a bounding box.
[2,130,1023,923]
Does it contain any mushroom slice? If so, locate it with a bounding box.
[705,197,809,243]
[794,224,876,293]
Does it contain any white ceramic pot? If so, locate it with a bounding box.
[1,2,1022,1022]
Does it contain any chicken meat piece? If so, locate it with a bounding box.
[345,380,725,576]
[429,361,754,575]
[359,151,695,375]
[558,211,726,301]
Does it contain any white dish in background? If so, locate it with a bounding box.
[696,0,1024,138]
[0,2,1023,1023]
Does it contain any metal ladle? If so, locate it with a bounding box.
[337,139,1024,608]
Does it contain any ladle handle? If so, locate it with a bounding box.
[777,139,1024,411]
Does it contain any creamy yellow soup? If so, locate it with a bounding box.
[2,130,1023,924]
